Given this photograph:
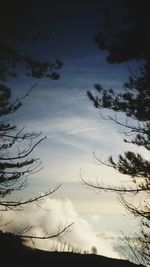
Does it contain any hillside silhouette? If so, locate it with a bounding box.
[0,231,145,267]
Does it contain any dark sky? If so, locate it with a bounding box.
[20,0,121,60]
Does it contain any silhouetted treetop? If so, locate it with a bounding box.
[0,1,63,80]
[88,62,150,121]
[95,0,150,63]
[85,1,150,265]
[89,1,150,122]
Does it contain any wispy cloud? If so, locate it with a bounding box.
[64,127,98,136]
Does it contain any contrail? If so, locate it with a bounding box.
[65,127,98,136]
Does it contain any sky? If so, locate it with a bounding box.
[2,0,143,259]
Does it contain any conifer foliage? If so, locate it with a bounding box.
[0,1,69,239]
[84,1,150,265]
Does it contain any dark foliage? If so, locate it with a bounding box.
[95,1,150,63]
[0,83,47,202]
[0,1,63,81]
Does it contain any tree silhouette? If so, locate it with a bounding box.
[82,1,150,265]
[0,1,63,81]
[0,1,72,240]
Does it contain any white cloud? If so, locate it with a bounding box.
[2,197,120,259]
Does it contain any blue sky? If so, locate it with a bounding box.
[4,0,143,258]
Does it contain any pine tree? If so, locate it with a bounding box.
[0,1,71,239]
[83,1,150,265]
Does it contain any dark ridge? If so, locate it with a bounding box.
[0,231,145,267]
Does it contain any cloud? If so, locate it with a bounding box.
[2,197,120,259]
[64,127,98,136]
[41,115,120,153]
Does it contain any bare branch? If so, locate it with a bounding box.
[0,136,47,160]
[80,175,147,194]
[0,184,61,209]
[17,222,74,240]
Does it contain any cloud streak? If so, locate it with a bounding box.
[64,127,98,136]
